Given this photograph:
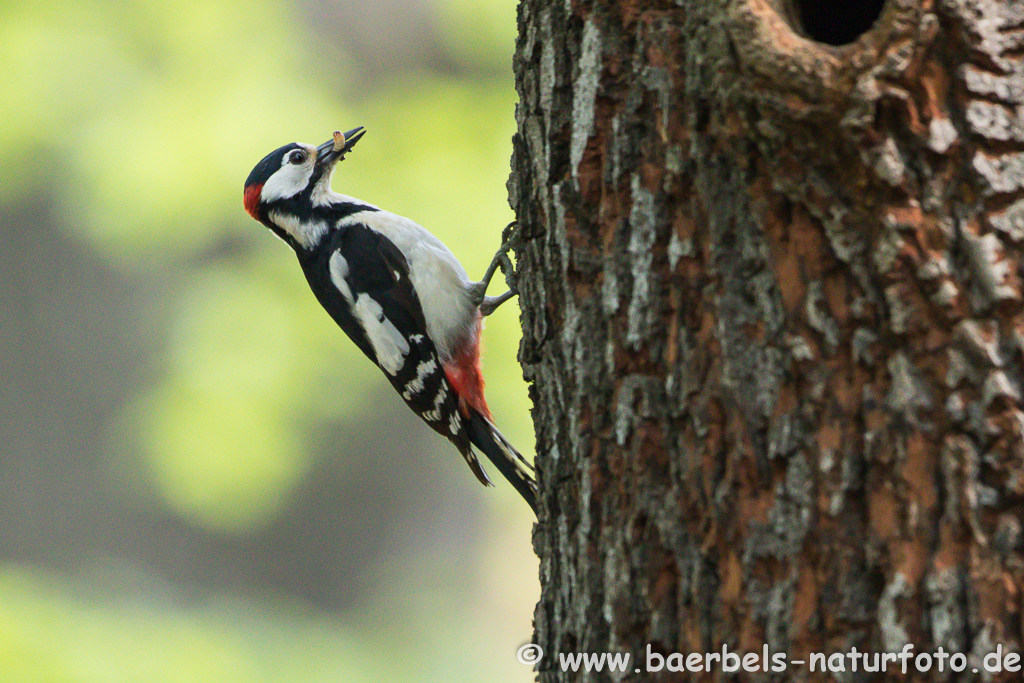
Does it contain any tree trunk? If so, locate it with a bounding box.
[510,0,1024,681]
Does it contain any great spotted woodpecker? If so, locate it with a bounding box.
[243,128,536,513]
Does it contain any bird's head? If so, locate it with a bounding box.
[243,126,365,231]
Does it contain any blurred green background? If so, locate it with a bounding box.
[0,0,538,680]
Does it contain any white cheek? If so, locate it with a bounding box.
[261,163,314,202]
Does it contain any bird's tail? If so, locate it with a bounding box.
[465,410,537,514]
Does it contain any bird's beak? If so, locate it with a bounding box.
[317,126,365,167]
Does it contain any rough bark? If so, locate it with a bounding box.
[510,0,1024,681]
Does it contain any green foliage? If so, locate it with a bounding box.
[0,565,379,682]
[2,0,535,679]
[0,0,528,533]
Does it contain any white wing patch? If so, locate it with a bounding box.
[353,294,409,375]
[329,252,354,302]
[402,358,438,399]
[330,250,410,376]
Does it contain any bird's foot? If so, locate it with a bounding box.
[472,221,521,315]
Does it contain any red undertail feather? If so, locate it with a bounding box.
[443,318,491,420]
[244,183,263,220]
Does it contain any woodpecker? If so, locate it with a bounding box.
[243,127,536,513]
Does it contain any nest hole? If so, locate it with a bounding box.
[791,0,886,46]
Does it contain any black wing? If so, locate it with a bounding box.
[300,221,492,486]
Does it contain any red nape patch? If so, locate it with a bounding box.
[444,321,491,420]
[243,183,263,220]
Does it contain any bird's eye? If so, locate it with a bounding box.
[289,150,308,165]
